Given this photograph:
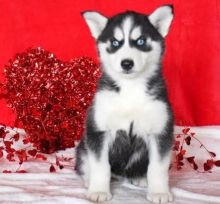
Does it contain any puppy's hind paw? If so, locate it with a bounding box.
[147,192,173,204]
[130,178,147,187]
[87,192,112,202]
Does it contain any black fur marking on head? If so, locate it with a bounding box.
[98,72,120,92]
[98,11,163,54]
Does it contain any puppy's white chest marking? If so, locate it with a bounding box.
[94,81,168,137]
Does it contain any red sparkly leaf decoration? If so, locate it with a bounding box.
[204,160,214,171]
[7,147,15,153]
[207,159,214,167]
[182,128,190,134]
[36,154,47,160]
[204,162,211,171]
[23,138,31,145]
[190,132,196,136]
[0,127,5,138]
[173,140,180,151]
[186,156,195,163]
[49,164,56,173]
[0,150,3,158]
[16,170,27,173]
[3,170,12,173]
[209,151,216,157]
[176,134,181,138]
[13,133,20,141]
[214,160,220,166]
[186,156,198,170]
[28,149,37,157]
[16,150,28,163]
[4,141,13,149]
[177,166,182,170]
[59,165,64,169]
[185,136,191,145]
[6,153,15,161]
[0,127,7,139]
[56,157,61,166]
[193,162,198,170]
[177,152,183,161]
[56,157,64,169]
[179,161,184,166]
[63,157,73,161]
[180,149,186,155]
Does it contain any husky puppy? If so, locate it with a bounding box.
[76,5,174,204]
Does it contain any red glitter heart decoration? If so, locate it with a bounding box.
[1,47,100,153]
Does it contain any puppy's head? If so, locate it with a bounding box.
[82,6,173,80]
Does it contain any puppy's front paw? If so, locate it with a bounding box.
[87,191,112,202]
[147,192,173,204]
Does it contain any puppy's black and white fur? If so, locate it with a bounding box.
[76,5,174,204]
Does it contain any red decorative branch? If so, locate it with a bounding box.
[173,127,220,172]
[0,125,74,173]
[1,125,220,173]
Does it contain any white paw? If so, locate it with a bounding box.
[147,192,173,204]
[87,192,112,202]
[130,178,147,187]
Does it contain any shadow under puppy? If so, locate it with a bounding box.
[76,5,174,204]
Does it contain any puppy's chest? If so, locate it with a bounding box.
[94,85,168,136]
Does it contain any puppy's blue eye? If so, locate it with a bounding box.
[136,38,145,46]
[112,40,120,47]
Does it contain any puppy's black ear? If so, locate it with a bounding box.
[148,5,174,37]
[82,11,108,39]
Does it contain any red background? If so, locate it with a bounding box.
[0,0,220,126]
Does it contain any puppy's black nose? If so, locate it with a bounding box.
[121,59,134,71]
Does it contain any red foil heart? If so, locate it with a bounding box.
[2,47,100,153]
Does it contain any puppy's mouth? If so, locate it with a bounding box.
[120,69,138,79]
[122,70,133,74]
